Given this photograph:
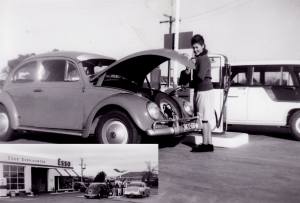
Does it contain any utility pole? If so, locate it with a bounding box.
[160,14,175,87]
[79,158,86,182]
[173,0,181,86]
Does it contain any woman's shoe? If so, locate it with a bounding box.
[191,144,208,152]
[207,144,214,152]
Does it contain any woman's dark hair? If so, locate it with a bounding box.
[191,34,208,55]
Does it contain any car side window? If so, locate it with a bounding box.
[264,66,294,86]
[65,61,80,82]
[12,61,38,83]
[230,67,249,86]
[252,67,262,86]
[40,60,66,82]
[40,60,80,82]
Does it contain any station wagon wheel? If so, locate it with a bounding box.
[0,105,14,141]
[96,110,141,144]
[289,111,300,141]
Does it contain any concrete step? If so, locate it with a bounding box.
[182,131,249,148]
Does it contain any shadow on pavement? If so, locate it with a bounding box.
[143,135,185,148]
[228,125,295,141]
[16,131,95,144]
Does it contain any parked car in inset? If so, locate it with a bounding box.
[227,61,300,140]
[73,181,87,192]
[84,182,110,199]
[124,181,150,198]
[0,50,199,143]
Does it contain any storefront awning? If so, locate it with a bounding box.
[68,169,80,177]
[55,168,80,177]
[55,168,71,177]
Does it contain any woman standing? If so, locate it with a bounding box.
[191,34,214,152]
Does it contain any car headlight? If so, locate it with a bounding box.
[147,102,161,120]
[183,101,193,116]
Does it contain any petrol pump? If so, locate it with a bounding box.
[166,53,231,134]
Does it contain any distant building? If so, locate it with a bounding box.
[0,153,79,197]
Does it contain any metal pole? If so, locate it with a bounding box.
[79,158,86,182]
[173,0,180,86]
[167,15,173,87]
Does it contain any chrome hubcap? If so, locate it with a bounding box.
[101,119,128,144]
[0,112,9,136]
[295,118,300,133]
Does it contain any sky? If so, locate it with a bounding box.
[1,0,299,70]
[0,144,158,177]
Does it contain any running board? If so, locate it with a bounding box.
[18,126,83,136]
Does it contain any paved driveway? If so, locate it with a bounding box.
[1,128,300,203]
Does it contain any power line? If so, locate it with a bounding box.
[183,0,251,22]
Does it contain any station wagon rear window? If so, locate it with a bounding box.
[231,65,300,87]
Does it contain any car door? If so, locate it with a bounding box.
[227,66,250,123]
[247,65,293,125]
[33,59,84,130]
[4,61,39,126]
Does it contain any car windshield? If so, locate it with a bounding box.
[82,59,115,77]
[128,183,144,187]
[101,73,139,92]
[89,183,105,189]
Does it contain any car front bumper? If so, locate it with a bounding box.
[124,191,142,196]
[146,116,202,136]
[84,194,98,198]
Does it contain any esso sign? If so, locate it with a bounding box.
[58,158,71,167]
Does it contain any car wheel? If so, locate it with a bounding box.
[0,105,14,141]
[289,111,300,141]
[154,93,182,120]
[96,111,141,144]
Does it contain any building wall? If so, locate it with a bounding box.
[24,165,31,193]
[48,168,59,192]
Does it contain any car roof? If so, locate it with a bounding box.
[23,51,115,63]
[90,182,106,185]
[129,181,145,184]
[231,60,300,66]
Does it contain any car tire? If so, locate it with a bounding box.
[154,93,182,119]
[96,110,141,144]
[0,105,15,141]
[289,111,300,141]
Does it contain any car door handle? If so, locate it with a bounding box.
[33,89,43,93]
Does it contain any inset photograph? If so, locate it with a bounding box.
[0,144,158,202]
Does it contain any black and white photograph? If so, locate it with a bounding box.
[0,0,300,202]
[0,144,158,202]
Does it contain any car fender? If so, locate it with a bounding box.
[287,108,300,125]
[83,93,158,137]
[0,91,19,129]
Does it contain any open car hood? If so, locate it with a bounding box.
[97,49,195,84]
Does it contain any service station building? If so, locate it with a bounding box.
[0,153,79,196]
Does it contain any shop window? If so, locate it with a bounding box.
[58,176,73,190]
[3,165,25,190]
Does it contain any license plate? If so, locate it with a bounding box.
[183,122,198,131]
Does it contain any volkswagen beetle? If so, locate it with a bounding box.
[0,49,200,143]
